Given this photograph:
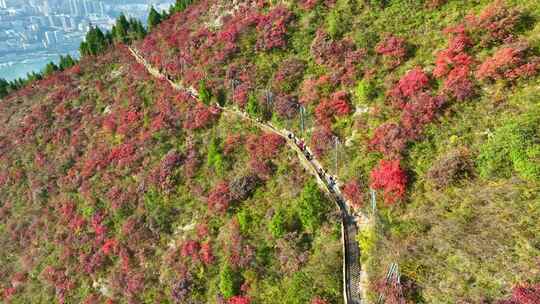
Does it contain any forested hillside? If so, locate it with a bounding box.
[1,0,539,303]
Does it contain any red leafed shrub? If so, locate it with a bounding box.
[184,144,200,179]
[255,5,294,50]
[476,42,540,81]
[273,58,306,92]
[400,93,446,139]
[466,0,522,46]
[102,238,118,255]
[149,149,183,191]
[342,180,364,209]
[388,67,430,108]
[370,159,407,205]
[183,103,219,130]
[200,241,215,265]
[315,91,351,126]
[108,142,137,168]
[275,94,299,119]
[300,75,333,105]
[311,297,328,304]
[300,0,319,10]
[249,159,274,180]
[496,283,540,304]
[181,240,200,261]
[434,25,475,100]
[310,126,335,157]
[229,296,251,304]
[373,277,406,304]
[207,181,232,213]
[246,133,285,160]
[197,223,209,239]
[223,134,243,155]
[369,123,407,159]
[233,83,250,108]
[310,29,366,85]
[375,35,407,68]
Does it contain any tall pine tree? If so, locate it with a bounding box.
[148,6,162,31]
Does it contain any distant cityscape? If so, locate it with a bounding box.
[0,0,174,80]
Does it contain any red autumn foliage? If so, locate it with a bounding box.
[314,91,351,127]
[342,180,364,209]
[223,134,243,155]
[388,67,430,108]
[229,295,251,304]
[400,93,446,139]
[373,277,406,304]
[273,58,306,92]
[466,0,522,46]
[184,143,200,178]
[370,159,407,205]
[311,297,328,304]
[300,0,319,10]
[183,103,219,130]
[369,123,407,159]
[200,241,215,265]
[255,5,294,50]
[476,42,540,81]
[246,133,285,160]
[434,24,475,100]
[496,283,540,304]
[275,94,299,119]
[375,35,407,68]
[310,126,335,157]
[310,29,366,85]
[102,238,118,255]
[248,159,274,180]
[181,239,200,261]
[299,75,333,105]
[149,149,183,191]
[207,181,233,213]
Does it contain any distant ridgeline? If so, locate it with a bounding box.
[0,0,195,99]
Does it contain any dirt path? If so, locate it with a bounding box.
[128,47,368,304]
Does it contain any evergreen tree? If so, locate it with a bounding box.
[129,18,146,41]
[80,26,109,56]
[246,94,261,119]
[113,14,130,44]
[148,6,162,30]
[59,55,76,70]
[43,61,59,76]
[0,78,9,99]
[170,0,193,14]
[198,80,212,105]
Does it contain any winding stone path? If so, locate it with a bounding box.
[128,47,368,304]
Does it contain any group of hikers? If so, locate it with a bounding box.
[131,48,350,210]
[287,132,341,197]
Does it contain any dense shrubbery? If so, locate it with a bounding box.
[1,0,540,303]
[477,111,540,181]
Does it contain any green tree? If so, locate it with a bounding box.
[219,263,239,299]
[0,78,9,99]
[148,6,162,31]
[268,208,287,238]
[207,137,224,175]
[170,0,193,14]
[478,111,540,181]
[58,55,76,70]
[246,94,261,119]
[80,26,109,56]
[43,61,59,76]
[198,80,212,105]
[112,14,130,43]
[296,181,330,232]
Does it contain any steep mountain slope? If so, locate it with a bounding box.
[1,0,540,304]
